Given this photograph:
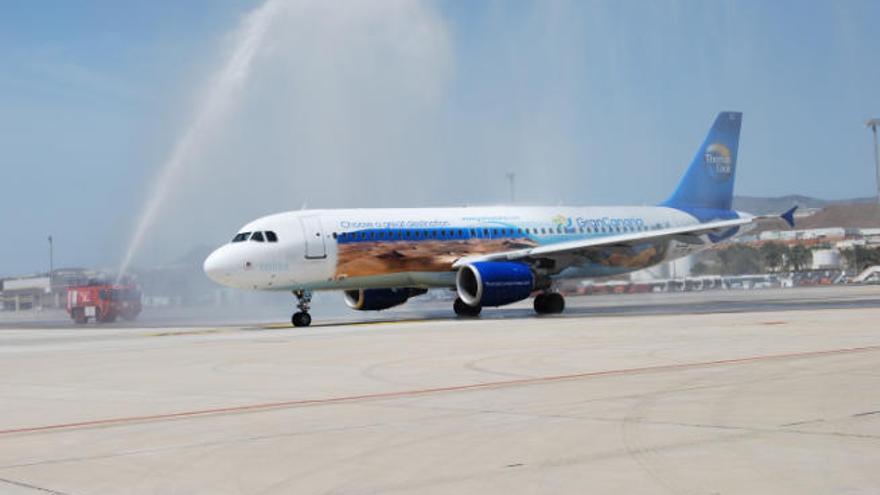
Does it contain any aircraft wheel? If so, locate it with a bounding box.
[534,293,565,314]
[545,292,565,313]
[72,308,87,325]
[292,311,312,327]
[453,298,481,317]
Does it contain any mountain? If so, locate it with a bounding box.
[793,203,880,229]
[732,195,880,230]
[732,195,875,215]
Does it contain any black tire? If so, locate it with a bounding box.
[545,292,565,314]
[534,293,565,314]
[453,297,481,317]
[533,294,547,313]
[72,308,87,325]
[292,312,312,327]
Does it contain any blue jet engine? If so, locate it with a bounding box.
[456,262,535,307]
[344,288,427,311]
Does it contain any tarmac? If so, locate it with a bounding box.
[0,286,879,494]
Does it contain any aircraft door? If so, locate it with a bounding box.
[299,216,327,259]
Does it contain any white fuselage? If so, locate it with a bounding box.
[203,205,750,292]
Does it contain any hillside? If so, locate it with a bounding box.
[732,195,875,215]
[794,203,880,229]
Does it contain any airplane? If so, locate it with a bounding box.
[203,112,796,327]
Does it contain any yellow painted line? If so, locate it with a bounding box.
[258,318,434,330]
[146,318,437,336]
[147,328,231,337]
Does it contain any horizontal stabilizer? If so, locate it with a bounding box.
[780,206,797,228]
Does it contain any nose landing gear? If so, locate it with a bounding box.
[292,290,313,327]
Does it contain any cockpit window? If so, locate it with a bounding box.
[265,231,278,242]
[251,231,265,242]
[232,232,251,242]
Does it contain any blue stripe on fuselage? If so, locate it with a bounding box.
[337,226,514,243]
[334,225,644,244]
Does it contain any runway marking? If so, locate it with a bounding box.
[260,319,428,330]
[148,328,230,337]
[2,344,879,437]
[0,477,71,495]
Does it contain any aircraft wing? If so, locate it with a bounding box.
[451,208,796,269]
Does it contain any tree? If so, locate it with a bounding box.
[717,245,763,275]
[691,261,711,275]
[787,244,812,272]
[760,242,785,272]
[841,246,880,272]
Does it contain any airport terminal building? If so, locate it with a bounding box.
[0,269,92,311]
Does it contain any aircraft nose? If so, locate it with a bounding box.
[203,246,236,286]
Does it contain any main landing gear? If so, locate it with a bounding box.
[533,292,565,315]
[292,290,312,327]
[453,293,565,318]
[453,297,481,317]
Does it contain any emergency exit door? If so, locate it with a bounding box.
[299,216,326,259]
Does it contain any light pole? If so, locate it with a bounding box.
[505,172,515,204]
[867,118,880,204]
[48,235,53,279]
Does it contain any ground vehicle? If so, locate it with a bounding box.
[66,282,142,324]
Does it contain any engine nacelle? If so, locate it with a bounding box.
[456,261,535,307]
[343,288,426,311]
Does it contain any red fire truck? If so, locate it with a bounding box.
[66,282,142,324]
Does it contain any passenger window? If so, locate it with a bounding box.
[266,231,278,242]
[251,231,265,242]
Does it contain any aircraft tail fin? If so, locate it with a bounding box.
[663,112,742,211]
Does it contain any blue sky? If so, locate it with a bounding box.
[2,0,879,275]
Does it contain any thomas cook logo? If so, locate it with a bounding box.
[704,143,733,181]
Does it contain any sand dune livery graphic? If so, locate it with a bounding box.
[334,230,537,279]
[703,143,733,181]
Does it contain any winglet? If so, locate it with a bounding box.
[780,206,797,228]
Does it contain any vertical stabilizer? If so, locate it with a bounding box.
[663,112,742,211]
